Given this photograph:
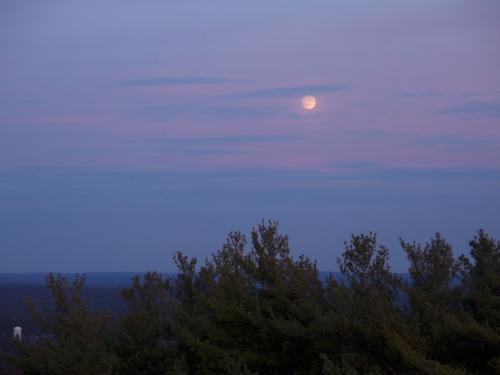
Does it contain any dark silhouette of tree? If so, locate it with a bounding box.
[321,233,451,374]
[453,230,500,373]
[173,221,325,374]
[115,271,185,374]
[8,273,116,375]
[400,234,467,374]
[3,222,499,374]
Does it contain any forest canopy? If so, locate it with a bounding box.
[3,221,500,374]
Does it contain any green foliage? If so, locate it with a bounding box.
[9,273,116,375]
[401,234,461,353]
[454,230,500,373]
[4,223,500,374]
[174,221,325,374]
[114,271,181,374]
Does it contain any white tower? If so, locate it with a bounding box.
[13,326,22,341]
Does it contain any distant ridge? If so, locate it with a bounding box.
[0,272,173,286]
[0,272,411,286]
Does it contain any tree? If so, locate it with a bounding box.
[8,273,116,375]
[3,224,498,374]
[173,221,325,374]
[322,233,414,374]
[401,234,465,373]
[453,230,500,373]
[115,271,185,375]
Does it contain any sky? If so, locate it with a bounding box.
[1,0,499,273]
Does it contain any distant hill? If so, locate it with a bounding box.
[0,271,345,286]
[0,272,172,286]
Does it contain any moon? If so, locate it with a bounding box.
[302,95,316,110]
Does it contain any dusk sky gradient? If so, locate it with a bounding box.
[1,0,499,272]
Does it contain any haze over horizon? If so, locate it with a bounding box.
[1,0,499,273]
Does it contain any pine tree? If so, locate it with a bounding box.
[115,271,184,374]
[8,273,116,375]
[173,221,325,374]
[454,230,500,373]
[401,234,466,373]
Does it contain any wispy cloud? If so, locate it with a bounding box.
[163,148,248,156]
[140,105,287,121]
[460,90,500,97]
[155,134,297,146]
[333,161,379,170]
[326,163,500,181]
[119,76,235,86]
[366,167,500,180]
[137,134,297,157]
[231,84,350,98]
[339,129,389,142]
[437,101,500,117]
[414,134,496,148]
[2,166,500,200]
[399,91,443,98]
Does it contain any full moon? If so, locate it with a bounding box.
[302,95,316,110]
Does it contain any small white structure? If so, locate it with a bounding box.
[13,326,22,341]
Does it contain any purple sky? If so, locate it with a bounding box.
[1,0,499,272]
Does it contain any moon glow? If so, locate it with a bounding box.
[302,95,317,110]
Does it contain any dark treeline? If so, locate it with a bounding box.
[2,221,499,374]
